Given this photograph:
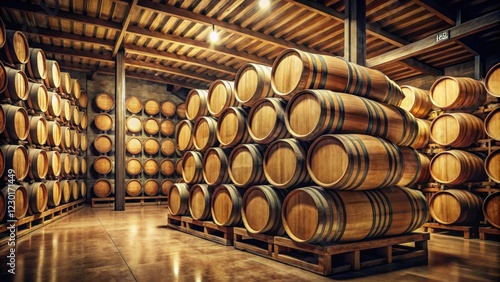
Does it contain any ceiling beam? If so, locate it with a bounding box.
[30,43,114,62]
[400,58,443,76]
[112,0,139,57]
[413,0,456,25]
[367,10,500,67]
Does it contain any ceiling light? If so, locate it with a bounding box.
[259,0,270,8]
[209,25,219,43]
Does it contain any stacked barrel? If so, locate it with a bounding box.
[172,49,430,243]
[0,24,87,222]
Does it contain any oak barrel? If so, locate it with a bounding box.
[483,192,500,228]
[93,179,114,198]
[185,89,209,121]
[46,121,62,147]
[25,182,48,214]
[430,150,486,185]
[93,156,112,175]
[282,186,428,243]
[95,93,115,112]
[485,63,500,97]
[263,139,311,189]
[202,147,232,186]
[429,189,483,225]
[485,148,500,183]
[176,103,186,119]
[430,113,485,148]
[94,113,113,131]
[78,91,88,108]
[307,134,403,190]
[143,159,159,176]
[28,115,48,146]
[414,152,431,185]
[430,76,486,110]
[0,61,6,93]
[45,181,61,208]
[70,106,80,126]
[411,119,431,150]
[176,120,194,152]
[46,151,61,177]
[285,90,418,146]
[69,154,80,175]
[144,138,160,155]
[27,148,48,180]
[1,185,29,220]
[207,80,239,117]
[211,184,244,227]
[161,138,176,156]
[168,183,190,215]
[484,106,500,141]
[1,145,29,181]
[400,85,432,118]
[247,97,291,144]
[0,146,4,177]
[271,48,404,105]
[193,116,219,151]
[0,30,29,64]
[58,72,72,95]
[175,158,183,175]
[143,118,159,135]
[160,119,175,136]
[3,66,28,102]
[0,191,3,222]
[161,100,177,117]
[60,126,72,150]
[182,151,204,184]
[216,107,252,148]
[189,184,214,220]
[126,116,142,133]
[79,112,88,130]
[126,137,142,155]
[70,180,79,201]
[26,48,47,79]
[0,104,4,134]
[161,159,175,176]
[57,180,69,204]
[94,134,113,154]
[228,144,267,187]
[143,99,160,115]
[79,156,87,175]
[126,179,142,197]
[126,96,142,114]
[161,179,175,196]
[46,91,61,117]
[242,185,287,235]
[27,82,49,112]
[70,79,81,100]
[60,153,71,176]
[0,18,4,48]
[59,99,71,122]
[235,63,275,106]
[126,158,142,176]
[396,147,426,187]
[44,60,61,88]
[79,180,87,198]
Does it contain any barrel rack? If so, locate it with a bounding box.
[91,195,168,207]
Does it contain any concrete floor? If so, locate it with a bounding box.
[0,205,499,282]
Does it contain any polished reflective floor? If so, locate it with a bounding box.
[0,206,499,282]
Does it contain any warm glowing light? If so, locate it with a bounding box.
[209,25,219,43]
[259,0,270,8]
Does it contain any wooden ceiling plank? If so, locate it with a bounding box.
[30,43,114,63]
[112,0,139,56]
[400,58,443,76]
[124,58,216,82]
[367,10,500,67]
[413,0,456,25]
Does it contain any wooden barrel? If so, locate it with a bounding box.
[228,144,267,187]
[45,181,61,208]
[396,147,426,187]
[126,96,142,114]
[70,106,80,126]
[79,112,88,130]
[0,61,6,93]
[161,139,176,156]
[271,48,404,105]
[1,185,29,220]
[0,103,4,134]
[176,120,194,152]
[176,103,186,119]
[28,115,48,146]
[185,89,208,121]
[193,116,218,151]
[143,99,160,115]
[46,151,61,177]
[0,189,3,222]
[483,192,500,228]
[168,183,191,215]
[484,107,500,141]
[58,180,69,204]
[430,150,486,185]
[189,184,214,220]
[217,107,252,148]
[94,134,113,154]
[175,158,183,175]
[1,145,29,181]
[485,63,500,97]
[126,158,142,176]
[143,118,159,135]
[79,156,87,175]
[26,48,47,79]
[25,182,48,214]
[161,100,177,117]
[242,185,287,235]
[60,99,71,122]
[0,147,4,177]
[430,113,485,148]
[79,180,87,198]
[282,186,428,243]
[46,91,61,117]
[247,97,290,144]
[95,93,115,112]
[415,153,431,184]
[60,126,71,150]
[93,156,112,175]
[71,79,81,100]
[143,138,159,155]
[44,60,61,88]
[182,151,204,184]
[285,90,418,146]
[79,132,88,150]
[202,147,231,186]
[0,30,29,64]
[207,80,239,117]
[0,18,4,48]
[144,179,159,196]
[161,179,175,196]
[485,148,500,183]
[307,134,403,190]
[28,148,48,180]
[126,137,142,155]
[126,179,142,196]
[430,76,486,110]
[126,116,142,133]
[160,119,175,136]
[429,189,483,225]
[161,159,175,176]
[58,72,72,95]
[46,121,61,147]
[69,154,80,175]
[411,119,431,150]
[235,63,275,107]
[263,139,311,189]
[400,85,432,118]
[78,91,88,109]
[70,179,79,201]
[94,113,113,131]
[27,82,49,112]
[211,184,244,226]
[3,66,28,102]
[60,153,71,176]
[93,179,114,198]
[144,159,159,176]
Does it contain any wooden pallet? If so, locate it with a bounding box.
[166,214,186,232]
[479,227,500,240]
[233,227,429,276]
[91,196,168,207]
[182,216,233,246]
[422,222,477,239]
[0,199,85,246]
